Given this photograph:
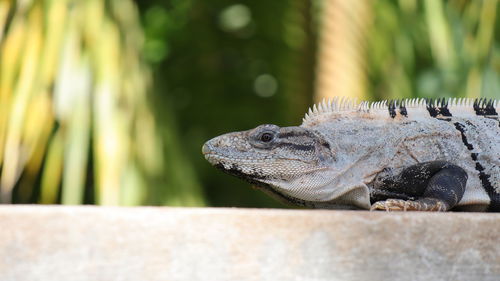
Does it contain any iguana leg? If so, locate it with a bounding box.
[370,161,468,212]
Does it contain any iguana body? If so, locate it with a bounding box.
[203,98,500,212]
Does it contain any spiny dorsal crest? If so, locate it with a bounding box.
[302,97,499,125]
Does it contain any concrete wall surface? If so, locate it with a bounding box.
[0,206,498,281]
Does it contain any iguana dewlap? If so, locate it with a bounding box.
[202,98,499,212]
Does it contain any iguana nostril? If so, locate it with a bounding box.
[202,143,211,155]
[202,137,226,152]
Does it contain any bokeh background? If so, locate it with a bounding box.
[0,0,498,207]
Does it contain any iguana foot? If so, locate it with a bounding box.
[370,198,447,212]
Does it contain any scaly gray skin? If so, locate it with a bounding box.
[203,98,500,211]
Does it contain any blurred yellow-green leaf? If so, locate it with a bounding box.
[0,0,205,206]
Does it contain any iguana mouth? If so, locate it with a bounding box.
[203,142,310,164]
[211,162,310,207]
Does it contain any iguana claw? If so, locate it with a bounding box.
[370,199,447,212]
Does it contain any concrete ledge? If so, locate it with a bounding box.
[0,206,499,281]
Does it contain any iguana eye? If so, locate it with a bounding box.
[260,132,274,142]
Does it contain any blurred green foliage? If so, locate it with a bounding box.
[367,0,500,100]
[0,0,204,206]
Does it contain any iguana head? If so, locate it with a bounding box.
[202,124,341,206]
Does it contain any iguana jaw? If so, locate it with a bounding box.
[202,125,341,205]
[204,146,370,209]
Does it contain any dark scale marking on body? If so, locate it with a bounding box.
[471,153,478,161]
[438,98,452,117]
[321,142,330,149]
[485,99,498,116]
[385,99,408,117]
[453,123,473,150]
[474,98,496,116]
[388,101,397,118]
[425,98,452,118]
[278,131,316,139]
[276,142,315,152]
[424,100,498,211]
[452,121,500,211]
[399,101,408,117]
[426,99,439,117]
[474,98,499,128]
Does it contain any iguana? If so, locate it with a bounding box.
[202,97,500,212]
